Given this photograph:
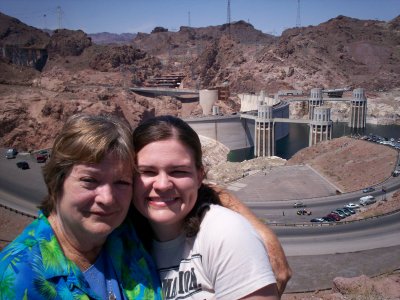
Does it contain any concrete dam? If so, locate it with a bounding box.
[131,86,367,161]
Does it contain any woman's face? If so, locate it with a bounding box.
[133,139,203,241]
[56,152,133,243]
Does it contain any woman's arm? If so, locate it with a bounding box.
[217,188,292,297]
[240,284,279,300]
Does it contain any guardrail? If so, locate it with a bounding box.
[0,202,37,219]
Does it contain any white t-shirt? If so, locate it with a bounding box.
[152,205,276,300]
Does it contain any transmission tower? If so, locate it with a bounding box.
[296,0,301,27]
[57,6,62,29]
[227,0,231,36]
[43,14,47,29]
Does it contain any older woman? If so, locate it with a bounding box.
[0,114,162,299]
[131,115,280,300]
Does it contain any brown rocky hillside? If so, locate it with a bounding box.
[0,11,399,151]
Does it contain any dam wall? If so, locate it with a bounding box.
[238,92,279,112]
[185,101,289,161]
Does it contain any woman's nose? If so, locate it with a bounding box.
[96,184,114,204]
[153,173,173,191]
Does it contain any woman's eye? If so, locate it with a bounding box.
[116,180,132,186]
[81,177,96,183]
[139,170,156,176]
[172,170,189,176]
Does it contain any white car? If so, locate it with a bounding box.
[359,195,376,206]
[345,203,360,209]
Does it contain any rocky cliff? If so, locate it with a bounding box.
[0,12,399,151]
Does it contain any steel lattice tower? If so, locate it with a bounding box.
[296,0,301,27]
[227,0,231,36]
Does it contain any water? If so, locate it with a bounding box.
[276,122,400,159]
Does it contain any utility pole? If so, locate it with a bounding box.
[296,0,301,28]
[43,14,47,29]
[227,0,231,37]
[57,6,62,29]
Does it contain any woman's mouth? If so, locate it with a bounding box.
[147,197,179,207]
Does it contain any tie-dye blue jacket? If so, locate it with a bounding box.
[0,211,162,299]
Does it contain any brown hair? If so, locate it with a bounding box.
[40,113,134,216]
[131,115,220,248]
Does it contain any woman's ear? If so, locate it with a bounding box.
[197,166,205,188]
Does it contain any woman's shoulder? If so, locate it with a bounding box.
[199,204,257,238]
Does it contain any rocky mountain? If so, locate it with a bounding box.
[88,32,137,45]
[0,11,399,151]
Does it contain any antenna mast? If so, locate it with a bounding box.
[227,0,231,36]
[57,6,62,29]
[296,0,301,27]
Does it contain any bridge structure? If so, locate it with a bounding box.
[241,88,367,157]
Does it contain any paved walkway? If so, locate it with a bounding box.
[227,165,338,201]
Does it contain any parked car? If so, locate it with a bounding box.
[332,210,346,218]
[362,187,375,193]
[359,195,376,206]
[393,170,400,177]
[330,211,344,219]
[35,153,47,163]
[38,149,50,158]
[5,148,18,159]
[310,218,326,223]
[336,208,351,217]
[16,161,29,170]
[325,213,341,221]
[342,207,355,215]
[322,216,336,222]
[293,201,306,208]
[345,203,360,209]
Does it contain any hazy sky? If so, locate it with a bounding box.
[0,0,399,36]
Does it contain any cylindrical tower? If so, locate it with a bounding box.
[199,89,218,115]
[349,88,367,129]
[255,105,275,157]
[309,106,333,146]
[308,88,324,119]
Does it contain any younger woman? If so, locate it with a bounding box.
[131,115,279,300]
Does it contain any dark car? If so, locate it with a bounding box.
[35,154,47,163]
[362,187,375,193]
[336,208,351,217]
[331,210,346,218]
[325,213,341,221]
[342,207,355,215]
[38,149,50,158]
[310,218,326,223]
[16,161,30,170]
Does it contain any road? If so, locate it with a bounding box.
[1,149,400,292]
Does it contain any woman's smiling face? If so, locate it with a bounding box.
[133,138,203,241]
